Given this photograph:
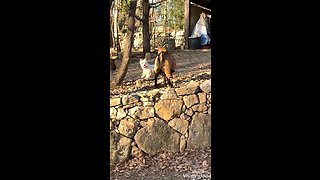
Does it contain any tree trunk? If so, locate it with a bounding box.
[142,0,151,56]
[110,0,137,87]
[110,0,114,48]
[184,0,190,49]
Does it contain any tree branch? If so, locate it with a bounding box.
[134,15,145,22]
[150,3,162,8]
[150,0,166,6]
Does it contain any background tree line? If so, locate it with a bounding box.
[110,0,184,87]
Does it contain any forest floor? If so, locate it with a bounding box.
[110,148,213,180]
[110,49,212,96]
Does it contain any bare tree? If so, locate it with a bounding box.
[110,0,138,87]
[135,0,166,56]
[142,0,151,55]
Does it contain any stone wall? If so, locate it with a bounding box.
[110,79,211,165]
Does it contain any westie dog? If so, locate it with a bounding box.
[140,58,154,80]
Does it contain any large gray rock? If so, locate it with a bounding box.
[110,130,132,164]
[134,119,180,156]
[118,118,139,138]
[187,112,211,149]
[183,94,199,108]
[155,99,183,121]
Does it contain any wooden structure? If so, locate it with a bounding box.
[184,0,212,49]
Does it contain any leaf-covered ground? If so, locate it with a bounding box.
[110,148,213,180]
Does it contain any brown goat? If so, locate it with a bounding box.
[154,47,176,88]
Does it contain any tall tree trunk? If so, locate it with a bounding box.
[184,0,190,49]
[142,0,151,56]
[110,0,114,48]
[111,0,137,87]
[114,0,121,52]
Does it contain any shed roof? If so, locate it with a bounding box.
[190,0,212,9]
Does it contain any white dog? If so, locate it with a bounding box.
[140,58,154,80]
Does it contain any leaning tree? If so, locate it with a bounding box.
[110,0,138,87]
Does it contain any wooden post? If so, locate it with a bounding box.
[184,0,190,49]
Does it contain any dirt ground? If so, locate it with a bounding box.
[110,49,211,95]
[110,148,213,180]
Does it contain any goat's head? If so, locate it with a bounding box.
[155,47,167,55]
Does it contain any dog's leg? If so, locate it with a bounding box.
[146,70,151,80]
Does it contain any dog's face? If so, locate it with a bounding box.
[140,58,149,69]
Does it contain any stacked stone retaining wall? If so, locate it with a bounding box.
[110,79,212,164]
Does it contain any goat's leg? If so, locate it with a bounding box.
[154,72,159,88]
[167,78,173,88]
[163,75,167,87]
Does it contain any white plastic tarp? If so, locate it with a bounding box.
[190,13,211,46]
